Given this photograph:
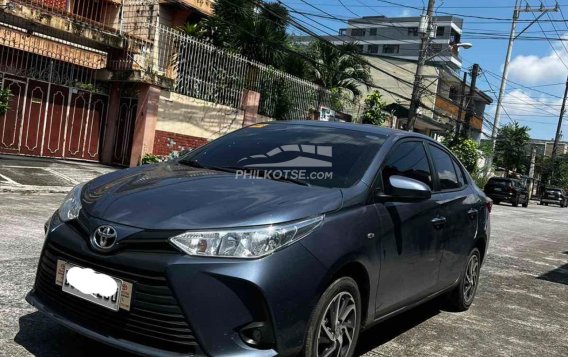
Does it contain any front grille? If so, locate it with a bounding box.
[35,241,198,354]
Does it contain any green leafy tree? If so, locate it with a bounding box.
[494,122,531,175]
[442,134,481,173]
[361,91,388,126]
[204,0,289,67]
[0,88,10,116]
[305,40,371,107]
[543,154,568,188]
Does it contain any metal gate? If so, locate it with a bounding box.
[0,75,108,161]
[112,97,137,166]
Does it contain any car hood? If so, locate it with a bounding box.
[81,163,343,230]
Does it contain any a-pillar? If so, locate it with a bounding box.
[129,84,161,167]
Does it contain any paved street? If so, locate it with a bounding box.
[0,193,566,356]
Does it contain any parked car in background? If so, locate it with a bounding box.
[484,177,529,207]
[27,122,492,357]
[540,188,568,208]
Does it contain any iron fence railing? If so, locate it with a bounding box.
[152,25,332,119]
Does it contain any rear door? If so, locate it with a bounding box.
[427,144,479,287]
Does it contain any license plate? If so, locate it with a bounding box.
[55,260,133,311]
[493,187,502,192]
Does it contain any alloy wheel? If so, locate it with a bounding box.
[463,254,480,304]
[316,292,357,357]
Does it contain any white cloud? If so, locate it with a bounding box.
[508,34,568,85]
[499,89,562,117]
[399,9,413,17]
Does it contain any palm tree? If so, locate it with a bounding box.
[304,40,372,106]
[203,0,289,68]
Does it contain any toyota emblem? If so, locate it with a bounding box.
[91,225,118,250]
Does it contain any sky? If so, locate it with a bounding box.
[280,0,568,140]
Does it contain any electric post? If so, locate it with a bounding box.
[487,0,559,172]
[463,64,480,138]
[547,76,568,185]
[407,0,435,131]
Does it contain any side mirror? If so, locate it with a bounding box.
[377,175,432,202]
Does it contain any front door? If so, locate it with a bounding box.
[374,140,443,315]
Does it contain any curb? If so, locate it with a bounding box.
[0,185,72,194]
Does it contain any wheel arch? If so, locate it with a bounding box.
[328,261,372,328]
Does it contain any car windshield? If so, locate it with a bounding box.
[180,123,386,188]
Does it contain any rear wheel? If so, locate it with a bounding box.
[304,277,361,357]
[493,200,500,205]
[446,248,481,312]
[522,200,528,208]
[512,196,519,207]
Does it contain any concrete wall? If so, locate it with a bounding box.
[157,91,246,141]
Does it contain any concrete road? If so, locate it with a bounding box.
[0,195,566,356]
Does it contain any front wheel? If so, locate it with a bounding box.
[512,196,519,207]
[304,277,362,357]
[446,248,481,312]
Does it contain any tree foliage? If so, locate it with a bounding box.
[543,154,568,188]
[204,0,289,67]
[361,91,388,126]
[304,40,371,103]
[442,134,481,173]
[0,88,10,116]
[494,122,531,175]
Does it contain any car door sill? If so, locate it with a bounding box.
[366,283,458,330]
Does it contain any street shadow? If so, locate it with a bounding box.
[355,299,441,356]
[14,311,135,357]
[537,263,568,286]
[562,251,568,255]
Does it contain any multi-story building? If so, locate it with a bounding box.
[434,69,493,141]
[300,15,465,71]
[527,139,568,158]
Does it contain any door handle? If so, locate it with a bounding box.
[431,216,447,230]
[467,208,478,220]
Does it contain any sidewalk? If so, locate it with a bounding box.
[0,155,119,193]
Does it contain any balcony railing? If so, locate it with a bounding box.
[8,0,159,41]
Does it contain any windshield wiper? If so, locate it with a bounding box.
[178,159,237,174]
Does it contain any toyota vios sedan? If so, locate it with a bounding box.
[27,121,491,357]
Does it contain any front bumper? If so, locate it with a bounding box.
[28,214,328,357]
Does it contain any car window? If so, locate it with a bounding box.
[382,141,433,190]
[452,160,466,186]
[428,144,461,191]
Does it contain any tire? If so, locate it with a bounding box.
[493,200,500,205]
[545,203,549,206]
[512,196,519,207]
[304,277,362,357]
[522,199,528,208]
[446,248,481,312]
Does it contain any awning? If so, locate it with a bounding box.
[0,25,107,69]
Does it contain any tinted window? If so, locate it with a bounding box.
[453,160,466,186]
[182,124,386,188]
[429,145,460,190]
[382,141,432,190]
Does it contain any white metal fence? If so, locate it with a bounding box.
[153,25,333,119]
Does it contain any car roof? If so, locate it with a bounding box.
[260,120,436,142]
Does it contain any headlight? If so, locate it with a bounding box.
[58,183,85,222]
[170,216,324,258]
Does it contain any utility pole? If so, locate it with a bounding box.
[548,75,568,183]
[487,0,558,171]
[407,0,435,131]
[455,72,468,137]
[528,146,537,200]
[463,64,480,138]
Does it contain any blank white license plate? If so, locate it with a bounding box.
[55,260,133,311]
[493,187,502,192]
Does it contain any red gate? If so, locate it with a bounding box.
[0,77,108,161]
[112,97,137,166]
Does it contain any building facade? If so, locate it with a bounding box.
[300,15,465,71]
